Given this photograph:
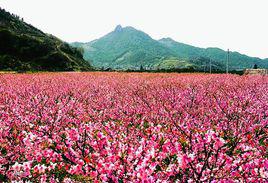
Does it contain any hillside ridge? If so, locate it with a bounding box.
[0,8,91,71]
[72,25,268,71]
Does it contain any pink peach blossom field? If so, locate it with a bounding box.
[0,72,267,182]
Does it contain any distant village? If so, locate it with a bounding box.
[243,64,267,75]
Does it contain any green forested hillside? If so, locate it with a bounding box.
[72,26,268,71]
[71,25,194,70]
[159,38,268,70]
[0,8,91,71]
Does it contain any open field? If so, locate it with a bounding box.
[0,72,267,182]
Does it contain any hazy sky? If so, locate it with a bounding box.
[1,0,268,58]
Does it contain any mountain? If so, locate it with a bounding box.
[71,25,194,70]
[0,8,91,71]
[72,25,268,71]
[159,38,267,70]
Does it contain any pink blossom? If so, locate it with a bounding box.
[0,73,267,182]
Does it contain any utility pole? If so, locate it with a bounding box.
[209,59,212,74]
[226,49,230,74]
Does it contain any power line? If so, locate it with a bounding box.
[209,58,212,74]
[226,49,230,74]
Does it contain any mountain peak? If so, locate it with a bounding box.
[71,25,268,71]
[114,25,123,32]
[159,37,175,42]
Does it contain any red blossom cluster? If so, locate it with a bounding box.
[0,72,267,182]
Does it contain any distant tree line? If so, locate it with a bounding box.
[95,65,244,75]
